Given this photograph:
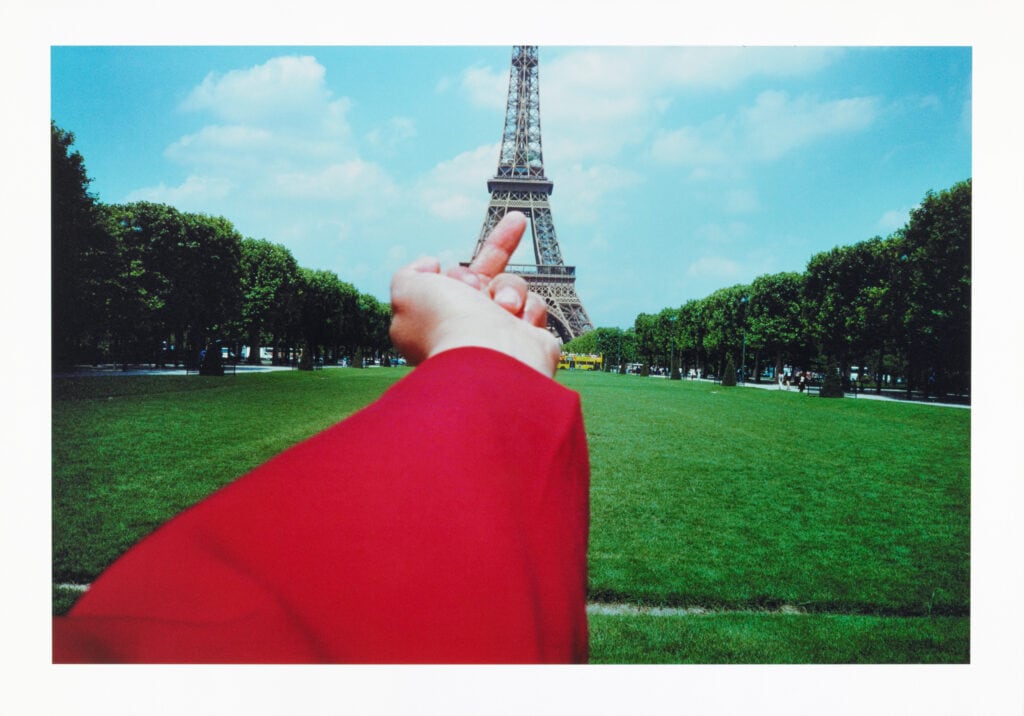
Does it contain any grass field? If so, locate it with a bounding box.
[51,366,970,663]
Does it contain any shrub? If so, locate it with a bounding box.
[820,365,844,398]
[721,355,737,386]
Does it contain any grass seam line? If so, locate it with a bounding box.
[587,602,807,616]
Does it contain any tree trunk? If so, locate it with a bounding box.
[875,345,884,394]
[247,327,262,365]
[299,340,314,370]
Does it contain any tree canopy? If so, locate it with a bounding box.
[565,179,971,397]
[54,120,970,393]
[51,122,393,370]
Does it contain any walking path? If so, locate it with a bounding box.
[56,364,970,408]
[53,363,299,378]
[731,378,970,408]
[587,602,806,616]
[54,582,810,617]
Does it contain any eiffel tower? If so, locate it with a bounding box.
[466,45,593,343]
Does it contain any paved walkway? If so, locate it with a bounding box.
[53,363,302,378]
[56,364,970,409]
[729,378,970,408]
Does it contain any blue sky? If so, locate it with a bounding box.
[51,45,971,329]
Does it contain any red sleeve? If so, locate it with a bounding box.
[53,347,590,664]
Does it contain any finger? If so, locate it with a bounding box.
[468,211,527,281]
[488,273,529,315]
[391,256,438,306]
[523,291,549,329]
[407,255,441,274]
[443,264,484,291]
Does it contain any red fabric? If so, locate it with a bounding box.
[53,347,590,663]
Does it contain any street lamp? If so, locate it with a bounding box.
[740,295,749,384]
[669,314,680,380]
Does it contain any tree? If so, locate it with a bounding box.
[748,272,806,382]
[676,299,707,377]
[633,313,658,375]
[607,178,970,399]
[105,203,243,364]
[239,238,299,364]
[564,327,635,372]
[621,329,638,372]
[701,285,749,378]
[104,202,185,364]
[803,244,870,386]
[898,179,971,396]
[656,307,682,379]
[850,236,905,393]
[294,268,359,369]
[561,330,598,356]
[176,212,244,352]
[594,327,630,372]
[352,291,390,366]
[51,122,118,366]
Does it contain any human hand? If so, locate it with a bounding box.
[389,212,561,377]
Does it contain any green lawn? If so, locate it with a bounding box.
[52,368,406,582]
[52,366,970,663]
[563,371,970,617]
[588,612,969,664]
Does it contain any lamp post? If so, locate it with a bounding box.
[740,295,749,384]
[669,314,680,380]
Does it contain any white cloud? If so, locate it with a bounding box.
[652,90,879,169]
[651,123,732,167]
[553,163,644,225]
[171,56,356,177]
[545,47,837,103]
[723,187,760,214]
[686,255,743,280]
[387,244,408,263]
[164,124,274,172]
[694,221,751,246]
[416,143,498,221]
[538,47,844,164]
[133,54,404,231]
[742,90,879,161]
[274,159,398,204]
[458,64,508,110]
[125,175,233,208]
[437,47,849,239]
[960,98,972,134]
[365,117,417,154]
[181,55,333,124]
[120,53,424,306]
[877,207,910,233]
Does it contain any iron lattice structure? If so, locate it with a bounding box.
[467,45,593,343]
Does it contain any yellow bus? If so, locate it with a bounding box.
[558,353,603,371]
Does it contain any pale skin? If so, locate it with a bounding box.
[389,211,561,377]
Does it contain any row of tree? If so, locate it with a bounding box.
[55,119,970,395]
[564,178,971,398]
[53,122,392,370]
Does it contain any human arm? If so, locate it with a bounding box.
[53,212,590,663]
